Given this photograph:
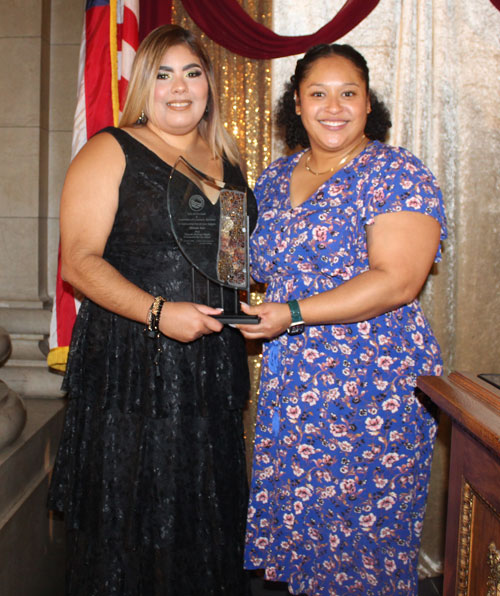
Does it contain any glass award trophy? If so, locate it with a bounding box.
[167,156,259,325]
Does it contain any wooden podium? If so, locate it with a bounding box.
[417,372,500,596]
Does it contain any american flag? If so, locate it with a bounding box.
[48,0,139,371]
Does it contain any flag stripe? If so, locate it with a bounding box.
[48,0,139,371]
[84,4,114,138]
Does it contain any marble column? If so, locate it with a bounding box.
[0,0,81,399]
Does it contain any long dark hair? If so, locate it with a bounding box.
[276,43,392,149]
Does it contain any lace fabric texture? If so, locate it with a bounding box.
[48,127,255,595]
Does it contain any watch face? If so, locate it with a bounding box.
[287,322,305,335]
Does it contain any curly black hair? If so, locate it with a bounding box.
[276,43,392,150]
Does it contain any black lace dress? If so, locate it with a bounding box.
[48,127,256,596]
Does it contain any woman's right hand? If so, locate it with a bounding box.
[159,302,224,342]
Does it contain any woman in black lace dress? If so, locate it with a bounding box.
[48,25,255,596]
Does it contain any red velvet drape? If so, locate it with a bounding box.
[138,1,498,58]
[180,0,380,59]
[139,0,173,42]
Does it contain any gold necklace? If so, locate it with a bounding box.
[305,135,367,176]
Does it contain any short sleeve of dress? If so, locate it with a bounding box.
[360,143,448,262]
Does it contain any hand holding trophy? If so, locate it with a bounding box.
[167,156,260,325]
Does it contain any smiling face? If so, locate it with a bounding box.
[150,43,209,136]
[295,55,371,156]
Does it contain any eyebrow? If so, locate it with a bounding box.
[306,81,361,88]
[158,63,202,72]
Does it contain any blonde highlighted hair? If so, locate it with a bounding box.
[119,25,242,168]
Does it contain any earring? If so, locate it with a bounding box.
[137,110,147,125]
[294,93,300,116]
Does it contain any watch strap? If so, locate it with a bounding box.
[287,300,304,325]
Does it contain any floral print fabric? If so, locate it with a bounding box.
[244,141,447,596]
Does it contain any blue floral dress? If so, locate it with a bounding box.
[244,141,447,596]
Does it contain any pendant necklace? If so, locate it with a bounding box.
[305,135,367,176]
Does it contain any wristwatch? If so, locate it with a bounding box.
[287,299,305,335]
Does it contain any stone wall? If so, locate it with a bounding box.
[0,0,81,396]
[0,2,81,593]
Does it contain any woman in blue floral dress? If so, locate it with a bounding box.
[239,44,447,596]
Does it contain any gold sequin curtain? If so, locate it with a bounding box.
[172,0,271,472]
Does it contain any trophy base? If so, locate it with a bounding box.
[212,314,260,325]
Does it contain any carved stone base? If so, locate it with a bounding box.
[0,327,27,450]
[0,381,27,451]
[0,327,12,366]
[0,308,65,399]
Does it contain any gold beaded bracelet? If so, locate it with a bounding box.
[145,296,166,375]
[146,296,165,333]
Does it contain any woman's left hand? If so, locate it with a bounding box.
[237,301,291,339]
